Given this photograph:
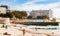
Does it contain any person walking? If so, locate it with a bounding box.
[23,29,25,36]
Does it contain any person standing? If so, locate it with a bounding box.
[3,24,4,28]
[5,25,7,29]
[23,29,25,36]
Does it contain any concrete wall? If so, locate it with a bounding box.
[0,18,10,24]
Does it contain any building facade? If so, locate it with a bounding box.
[0,5,8,14]
[30,9,53,19]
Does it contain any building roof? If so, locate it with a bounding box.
[0,5,8,9]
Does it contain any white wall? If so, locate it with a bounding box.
[0,7,6,14]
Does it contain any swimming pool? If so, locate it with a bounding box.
[27,25,59,30]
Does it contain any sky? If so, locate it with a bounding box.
[0,0,60,18]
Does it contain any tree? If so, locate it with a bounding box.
[27,16,33,19]
[4,12,13,18]
[0,10,27,19]
[15,15,22,19]
[51,18,56,21]
[37,16,48,19]
[0,13,4,17]
[11,11,27,19]
[37,16,42,19]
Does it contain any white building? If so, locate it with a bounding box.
[30,9,53,19]
[0,5,8,14]
[0,7,6,14]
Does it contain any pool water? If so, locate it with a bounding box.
[27,25,59,29]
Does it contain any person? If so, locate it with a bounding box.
[51,32,55,36]
[5,25,7,29]
[23,29,25,36]
[35,27,37,31]
[52,32,54,34]
[3,24,4,28]
[4,32,7,35]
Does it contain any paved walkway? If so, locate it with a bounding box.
[0,24,59,36]
[0,27,23,36]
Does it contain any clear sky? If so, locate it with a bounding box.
[0,0,60,18]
